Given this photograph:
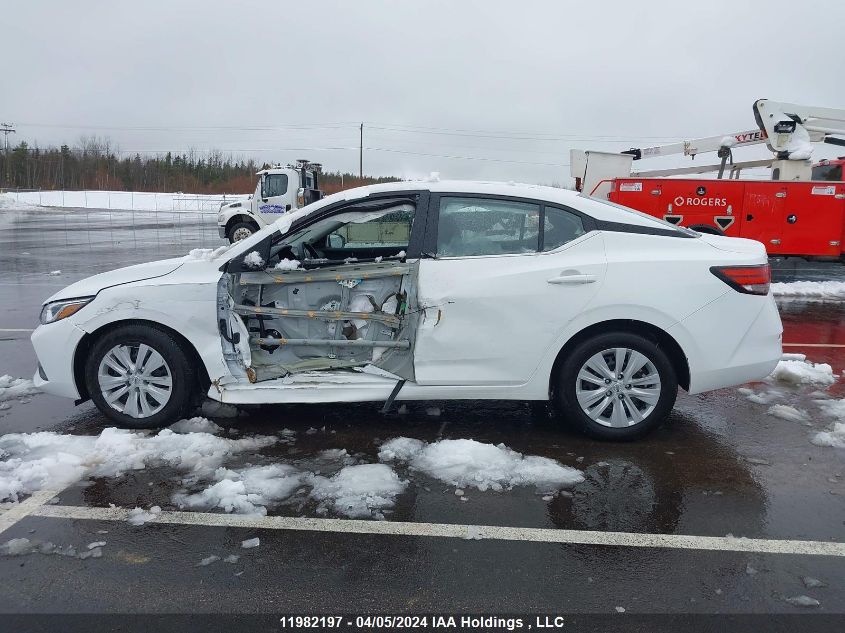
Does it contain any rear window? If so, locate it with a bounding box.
[578,193,699,236]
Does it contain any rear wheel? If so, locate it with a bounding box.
[555,332,677,441]
[228,221,258,243]
[84,324,196,428]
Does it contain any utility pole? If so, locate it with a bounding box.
[1,123,15,187]
[359,122,363,180]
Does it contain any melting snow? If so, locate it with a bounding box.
[127,506,161,526]
[811,423,845,449]
[767,405,810,423]
[802,576,826,588]
[378,437,583,491]
[241,537,260,549]
[0,427,276,502]
[310,463,406,519]
[784,595,820,607]
[769,359,836,387]
[169,417,223,434]
[771,281,845,301]
[174,464,302,515]
[0,376,40,403]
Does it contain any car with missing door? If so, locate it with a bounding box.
[31,181,782,440]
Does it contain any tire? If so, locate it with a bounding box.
[554,332,677,441]
[84,324,196,429]
[228,221,257,243]
[688,224,724,236]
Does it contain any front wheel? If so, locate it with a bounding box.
[84,324,196,428]
[228,221,258,243]
[555,332,677,441]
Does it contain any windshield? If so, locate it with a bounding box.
[579,193,699,236]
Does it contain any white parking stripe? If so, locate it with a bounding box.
[0,490,62,535]
[0,328,35,333]
[782,343,845,348]
[31,504,845,557]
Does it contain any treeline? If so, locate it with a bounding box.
[0,137,397,195]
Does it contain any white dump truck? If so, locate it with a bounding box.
[218,160,323,242]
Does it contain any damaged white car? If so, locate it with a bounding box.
[31,181,782,440]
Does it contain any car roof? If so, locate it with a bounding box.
[274,179,673,232]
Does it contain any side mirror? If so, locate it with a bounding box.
[328,233,346,249]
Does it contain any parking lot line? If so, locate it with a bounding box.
[782,343,845,348]
[30,504,845,557]
[0,328,35,333]
[0,490,62,535]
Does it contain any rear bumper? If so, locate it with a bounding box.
[671,292,782,394]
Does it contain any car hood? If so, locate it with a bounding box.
[44,258,185,303]
[697,233,767,256]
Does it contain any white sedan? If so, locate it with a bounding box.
[31,181,782,440]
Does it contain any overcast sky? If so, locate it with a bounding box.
[3,0,845,185]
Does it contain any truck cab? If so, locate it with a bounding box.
[218,160,323,243]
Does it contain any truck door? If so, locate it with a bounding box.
[739,184,786,255]
[778,183,845,257]
[256,172,295,224]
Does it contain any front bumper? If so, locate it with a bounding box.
[31,320,87,400]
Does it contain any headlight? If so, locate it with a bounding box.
[40,297,94,325]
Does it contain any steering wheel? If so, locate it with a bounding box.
[300,241,321,260]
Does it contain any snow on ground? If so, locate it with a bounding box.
[0,537,104,559]
[737,386,783,405]
[309,463,406,520]
[0,190,249,213]
[169,417,223,434]
[127,506,161,526]
[0,426,276,502]
[771,281,845,301]
[811,424,845,449]
[767,404,810,423]
[378,438,584,492]
[174,464,303,515]
[0,376,40,403]
[768,359,836,387]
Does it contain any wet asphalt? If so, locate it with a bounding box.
[0,207,844,622]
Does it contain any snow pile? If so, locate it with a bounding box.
[169,417,223,434]
[811,423,845,449]
[771,281,845,301]
[769,359,836,387]
[0,427,276,502]
[274,258,301,271]
[1,190,249,213]
[310,463,406,519]
[174,464,302,515]
[184,246,228,261]
[767,404,809,423]
[244,251,265,269]
[817,398,845,420]
[0,376,40,403]
[378,438,584,491]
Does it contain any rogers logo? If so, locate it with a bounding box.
[673,196,728,207]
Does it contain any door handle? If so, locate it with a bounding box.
[547,273,597,285]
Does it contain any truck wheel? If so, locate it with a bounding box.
[228,221,258,243]
[688,224,724,236]
[554,332,677,441]
[84,324,196,429]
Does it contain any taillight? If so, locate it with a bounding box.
[710,264,771,295]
